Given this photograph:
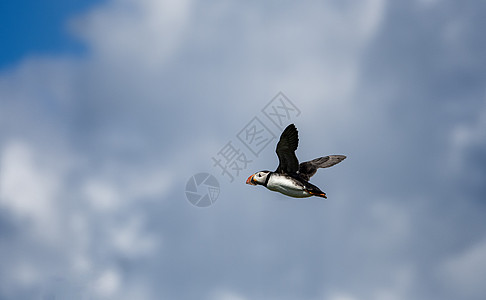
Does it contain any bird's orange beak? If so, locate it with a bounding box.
[246,174,256,185]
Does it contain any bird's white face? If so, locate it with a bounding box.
[246,171,270,186]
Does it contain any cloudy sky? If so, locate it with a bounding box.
[1,0,486,299]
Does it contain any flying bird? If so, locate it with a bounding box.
[246,124,346,198]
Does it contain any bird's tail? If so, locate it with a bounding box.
[307,190,327,198]
[305,182,327,199]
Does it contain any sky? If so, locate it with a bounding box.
[0,0,486,299]
[0,0,102,69]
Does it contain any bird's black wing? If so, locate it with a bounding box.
[298,155,346,181]
[275,124,299,174]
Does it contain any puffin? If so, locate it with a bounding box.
[246,124,346,198]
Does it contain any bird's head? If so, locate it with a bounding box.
[246,171,270,186]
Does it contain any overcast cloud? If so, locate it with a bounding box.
[0,0,485,299]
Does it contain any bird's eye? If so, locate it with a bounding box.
[258,174,262,177]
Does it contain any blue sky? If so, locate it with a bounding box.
[0,0,102,69]
[1,1,486,299]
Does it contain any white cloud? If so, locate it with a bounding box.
[13,262,41,287]
[323,264,414,300]
[120,168,174,202]
[326,292,358,300]
[0,141,59,234]
[347,199,412,255]
[372,265,415,300]
[209,289,249,300]
[82,168,173,212]
[83,179,121,211]
[416,0,441,9]
[448,94,486,173]
[109,215,159,257]
[357,0,387,42]
[440,238,486,297]
[93,269,122,298]
[1,0,485,299]
[72,0,191,68]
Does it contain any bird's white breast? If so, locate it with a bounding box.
[266,174,312,198]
